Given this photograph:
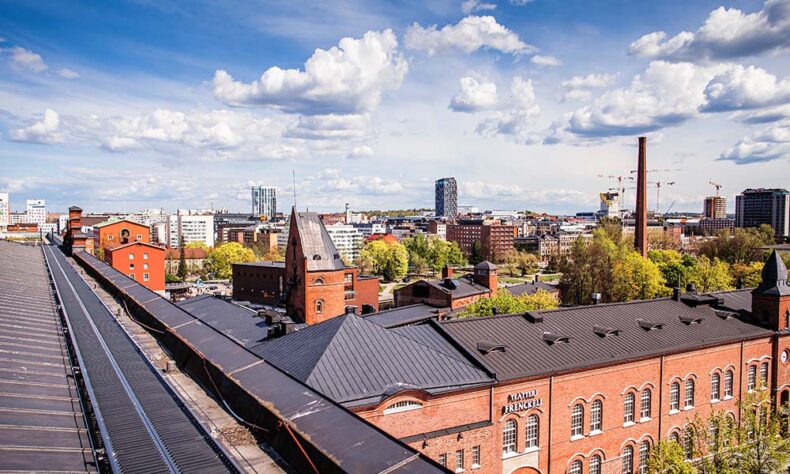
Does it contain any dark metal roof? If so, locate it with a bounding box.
[293,211,345,272]
[252,314,492,406]
[176,295,272,347]
[474,261,497,270]
[708,289,753,313]
[505,281,558,297]
[0,241,95,472]
[363,304,445,328]
[234,261,285,268]
[439,298,774,381]
[422,277,490,299]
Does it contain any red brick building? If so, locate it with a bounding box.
[63,206,90,254]
[232,207,379,323]
[93,218,150,250]
[252,250,790,474]
[394,262,497,310]
[447,221,518,263]
[103,241,166,292]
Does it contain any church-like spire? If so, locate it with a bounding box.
[754,250,790,296]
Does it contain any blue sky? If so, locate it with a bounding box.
[1,0,788,214]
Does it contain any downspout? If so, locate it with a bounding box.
[738,340,744,426]
[547,375,553,474]
[658,355,664,440]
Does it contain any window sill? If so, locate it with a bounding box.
[502,452,519,460]
[623,421,636,427]
[570,435,584,441]
[639,417,651,423]
[711,398,720,404]
[669,409,680,415]
[524,447,540,454]
[589,430,603,437]
[684,406,694,411]
[723,395,734,400]
[455,469,464,473]
[472,465,480,470]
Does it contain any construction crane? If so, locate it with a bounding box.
[597,174,634,209]
[709,181,722,196]
[624,181,676,214]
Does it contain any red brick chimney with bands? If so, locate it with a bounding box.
[635,136,648,258]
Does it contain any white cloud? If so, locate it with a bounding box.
[404,16,535,56]
[629,0,790,61]
[346,145,374,159]
[9,108,62,143]
[449,76,498,112]
[509,0,534,5]
[719,119,790,164]
[460,180,596,207]
[212,29,407,115]
[562,73,617,90]
[8,46,47,72]
[57,68,80,79]
[476,76,541,143]
[284,114,370,140]
[732,104,790,124]
[461,0,496,14]
[702,65,790,112]
[314,169,404,195]
[530,54,562,66]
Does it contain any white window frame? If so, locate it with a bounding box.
[383,400,422,415]
[590,399,603,433]
[640,389,651,421]
[471,445,480,469]
[128,253,134,260]
[748,365,756,391]
[622,445,633,474]
[525,414,539,449]
[571,404,584,439]
[624,392,635,425]
[590,455,601,474]
[502,419,517,456]
[143,273,149,282]
[455,449,464,473]
[711,373,721,401]
[639,441,650,474]
[724,370,734,398]
[684,379,695,409]
[570,460,582,474]
[143,252,149,260]
[759,362,769,389]
[670,382,680,412]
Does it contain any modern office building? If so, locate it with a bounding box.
[703,195,727,219]
[252,186,277,219]
[26,199,46,224]
[435,177,458,219]
[324,223,364,262]
[0,192,9,231]
[735,188,789,240]
[168,212,215,247]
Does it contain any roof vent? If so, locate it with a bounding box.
[312,254,322,260]
[714,310,736,320]
[543,331,570,345]
[524,312,544,323]
[636,319,664,331]
[477,341,507,354]
[678,314,704,325]
[593,325,621,337]
[444,278,459,290]
[334,253,341,260]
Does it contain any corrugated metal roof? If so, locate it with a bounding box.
[252,314,492,406]
[708,289,753,313]
[421,277,490,299]
[0,241,95,472]
[293,212,346,271]
[439,297,773,381]
[363,304,444,328]
[176,295,272,347]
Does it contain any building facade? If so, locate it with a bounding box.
[394,262,496,309]
[446,221,518,263]
[26,199,46,224]
[168,213,215,247]
[324,223,364,262]
[251,186,277,219]
[0,192,8,232]
[93,219,150,250]
[703,196,727,219]
[436,177,458,219]
[736,188,789,240]
[103,241,165,292]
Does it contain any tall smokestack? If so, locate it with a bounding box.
[635,136,648,258]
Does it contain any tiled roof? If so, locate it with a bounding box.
[293,211,346,272]
[251,314,492,406]
[363,304,445,328]
[439,297,773,381]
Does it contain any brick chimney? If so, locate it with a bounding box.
[474,261,498,297]
[635,136,648,258]
[441,265,454,279]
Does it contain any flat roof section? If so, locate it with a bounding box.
[0,241,96,472]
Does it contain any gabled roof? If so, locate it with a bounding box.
[251,314,492,406]
[292,210,345,272]
[474,261,497,270]
[408,276,490,299]
[363,304,446,328]
[104,241,164,252]
[506,281,558,297]
[438,298,773,381]
[753,250,790,296]
[93,218,149,229]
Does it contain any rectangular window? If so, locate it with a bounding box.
[455,450,464,472]
[143,252,149,260]
[670,383,680,411]
[129,253,134,260]
[129,264,135,270]
[748,365,756,391]
[471,446,480,468]
[143,273,149,282]
[760,363,769,389]
[344,273,353,284]
[129,273,135,280]
[438,454,447,467]
[724,371,734,398]
[143,263,149,270]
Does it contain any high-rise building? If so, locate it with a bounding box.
[252,186,277,219]
[703,196,727,219]
[435,177,457,219]
[598,191,620,219]
[168,212,215,247]
[735,188,789,240]
[26,199,46,225]
[0,193,9,231]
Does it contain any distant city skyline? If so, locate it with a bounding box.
[1,1,788,214]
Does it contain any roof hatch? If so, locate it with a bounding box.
[678,314,704,325]
[593,325,621,337]
[477,340,507,354]
[636,319,664,331]
[542,331,570,345]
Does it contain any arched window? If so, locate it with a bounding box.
[622,445,634,474]
[383,400,422,414]
[708,420,719,449]
[640,389,652,420]
[624,392,635,424]
[525,414,539,449]
[315,299,323,314]
[670,431,680,444]
[711,373,721,401]
[313,277,324,285]
[570,460,582,474]
[590,455,602,474]
[684,379,695,408]
[503,419,517,455]
[590,399,603,432]
[724,370,734,398]
[120,228,130,244]
[683,427,694,459]
[639,440,650,474]
[759,362,769,388]
[748,365,757,391]
[670,382,680,411]
[571,404,584,437]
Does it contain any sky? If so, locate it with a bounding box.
[0,0,788,214]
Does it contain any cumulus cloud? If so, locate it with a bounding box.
[732,104,790,124]
[346,145,374,159]
[315,169,404,195]
[8,46,47,72]
[629,0,790,62]
[509,0,534,5]
[57,68,79,79]
[404,16,535,56]
[9,108,62,143]
[719,119,790,164]
[460,180,596,207]
[530,54,562,66]
[562,73,617,90]
[476,76,541,143]
[701,65,790,112]
[212,29,407,115]
[461,0,496,14]
[284,114,370,140]
[449,76,498,112]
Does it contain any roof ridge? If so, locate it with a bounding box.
[536,297,673,314]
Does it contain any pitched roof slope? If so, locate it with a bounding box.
[251,314,492,405]
[439,298,773,381]
[293,211,346,271]
[363,303,444,328]
[176,295,271,347]
[506,281,558,297]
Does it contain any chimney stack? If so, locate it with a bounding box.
[635,137,648,258]
[442,265,454,279]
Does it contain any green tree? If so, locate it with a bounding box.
[734,390,790,474]
[360,239,408,282]
[686,411,738,474]
[470,240,483,265]
[460,289,558,317]
[205,242,255,279]
[516,251,540,276]
[646,440,696,474]
[410,254,429,275]
[730,261,764,288]
[503,250,520,276]
[649,249,696,289]
[611,251,671,301]
[402,234,466,274]
[177,236,188,281]
[559,230,617,305]
[698,226,775,265]
[353,253,375,275]
[685,256,734,293]
[184,240,208,250]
